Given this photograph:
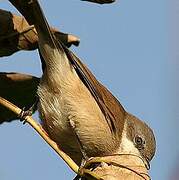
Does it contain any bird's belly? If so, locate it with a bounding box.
[37,87,82,162]
[37,72,118,162]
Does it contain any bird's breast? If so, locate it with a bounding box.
[37,69,119,162]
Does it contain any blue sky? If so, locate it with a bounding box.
[0,0,178,179]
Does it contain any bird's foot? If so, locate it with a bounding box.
[73,157,104,180]
[18,97,39,124]
[18,107,33,124]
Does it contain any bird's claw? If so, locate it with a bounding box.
[73,158,104,180]
[18,107,33,124]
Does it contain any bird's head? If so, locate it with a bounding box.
[117,113,156,169]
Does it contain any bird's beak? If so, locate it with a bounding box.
[143,157,150,170]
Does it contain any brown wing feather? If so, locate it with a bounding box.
[63,47,126,136]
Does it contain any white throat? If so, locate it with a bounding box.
[116,122,140,156]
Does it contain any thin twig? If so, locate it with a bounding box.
[0,96,79,174]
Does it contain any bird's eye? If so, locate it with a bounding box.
[134,136,145,150]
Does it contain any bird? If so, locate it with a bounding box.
[8,0,156,167]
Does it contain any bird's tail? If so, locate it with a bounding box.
[9,0,58,50]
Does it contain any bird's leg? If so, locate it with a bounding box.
[68,121,104,179]
[69,118,95,179]
[18,96,39,124]
[69,118,88,161]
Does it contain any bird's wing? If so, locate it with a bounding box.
[9,0,126,137]
[0,73,39,123]
[63,47,126,136]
